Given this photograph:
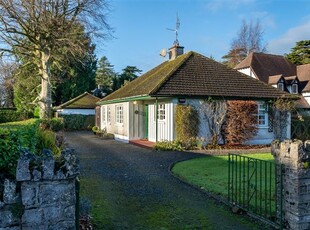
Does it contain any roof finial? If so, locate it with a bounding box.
[167,13,180,46]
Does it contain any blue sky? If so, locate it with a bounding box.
[95,0,310,73]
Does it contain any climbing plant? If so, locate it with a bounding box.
[175,105,199,148]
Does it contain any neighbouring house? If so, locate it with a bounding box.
[234,52,310,111]
[97,44,291,145]
[54,92,100,116]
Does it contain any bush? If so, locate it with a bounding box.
[0,109,32,123]
[175,105,199,144]
[36,128,61,157]
[60,114,95,131]
[225,101,258,145]
[154,140,184,151]
[40,118,64,132]
[0,129,20,178]
[0,119,63,178]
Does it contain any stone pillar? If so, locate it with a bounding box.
[271,140,310,230]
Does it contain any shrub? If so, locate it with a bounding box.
[154,140,184,151]
[60,114,95,131]
[225,100,258,145]
[35,128,61,157]
[40,118,64,132]
[0,109,32,123]
[0,129,20,178]
[175,105,199,144]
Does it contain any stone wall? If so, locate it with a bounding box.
[0,148,79,229]
[272,140,310,230]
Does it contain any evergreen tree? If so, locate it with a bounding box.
[94,56,115,97]
[286,40,310,65]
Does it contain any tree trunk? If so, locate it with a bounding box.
[39,51,52,119]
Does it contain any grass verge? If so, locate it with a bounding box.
[172,153,274,198]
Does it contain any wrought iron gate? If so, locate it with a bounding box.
[228,154,283,229]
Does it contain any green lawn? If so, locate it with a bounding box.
[172,153,275,198]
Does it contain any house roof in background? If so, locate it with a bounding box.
[234,52,296,83]
[55,92,100,110]
[295,96,310,109]
[297,64,310,82]
[100,51,289,103]
[268,74,283,84]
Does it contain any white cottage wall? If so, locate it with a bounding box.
[57,108,95,115]
[100,102,130,142]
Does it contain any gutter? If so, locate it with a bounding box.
[97,95,152,105]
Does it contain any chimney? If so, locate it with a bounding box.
[168,43,184,61]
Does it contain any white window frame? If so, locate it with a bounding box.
[116,105,124,124]
[101,106,106,124]
[277,82,284,91]
[107,106,111,124]
[154,104,166,122]
[292,84,298,94]
[258,102,268,127]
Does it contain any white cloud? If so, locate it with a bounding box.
[206,0,255,12]
[269,19,310,55]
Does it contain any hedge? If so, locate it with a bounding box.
[59,114,95,131]
[0,108,32,123]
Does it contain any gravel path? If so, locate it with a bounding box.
[66,131,265,229]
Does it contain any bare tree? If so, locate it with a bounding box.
[200,98,227,146]
[0,0,111,118]
[0,59,16,107]
[222,19,267,68]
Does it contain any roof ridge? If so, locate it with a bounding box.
[55,92,99,109]
[149,51,193,95]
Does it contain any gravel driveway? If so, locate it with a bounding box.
[65,131,264,229]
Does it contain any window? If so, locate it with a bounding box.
[258,102,267,126]
[292,84,298,94]
[101,106,106,123]
[116,105,123,124]
[154,104,166,121]
[107,106,111,123]
[277,82,284,91]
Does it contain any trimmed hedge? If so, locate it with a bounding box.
[0,108,32,123]
[59,114,95,131]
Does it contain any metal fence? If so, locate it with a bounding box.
[228,154,283,229]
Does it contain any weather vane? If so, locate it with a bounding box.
[167,13,180,45]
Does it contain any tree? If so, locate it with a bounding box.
[222,19,267,68]
[0,0,111,118]
[225,100,258,145]
[118,66,142,87]
[286,40,310,65]
[0,60,16,107]
[94,56,115,97]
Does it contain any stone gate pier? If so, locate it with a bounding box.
[272,140,310,230]
[0,148,79,229]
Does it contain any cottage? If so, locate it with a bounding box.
[97,45,290,145]
[55,92,100,115]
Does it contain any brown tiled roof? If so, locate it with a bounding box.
[268,75,282,84]
[234,52,296,83]
[55,92,100,109]
[100,51,290,103]
[297,64,310,81]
